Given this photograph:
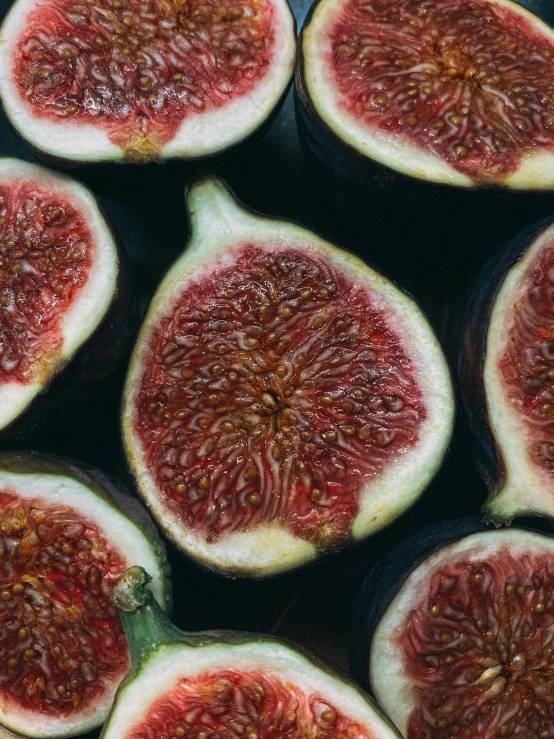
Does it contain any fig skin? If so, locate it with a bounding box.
[0,0,296,168]
[0,450,172,609]
[293,0,554,321]
[0,170,139,444]
[456,217,554,522]
[121,174,454,580]
[0,451,171,739]
[100,566,401,739]
[348,517,487,693]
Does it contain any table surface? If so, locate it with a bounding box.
[0,0,553,735]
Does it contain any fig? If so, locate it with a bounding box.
[121,174,454,578]
[0,451,170,739]
[100,564,400,739]
[357,522,554,739]
[0,0,295,164]
[458,218,554,522]
[0,157,130,439]
[296,0,554,190]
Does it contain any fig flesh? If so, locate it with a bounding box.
[297,0,554,189]
[459,218,554,522]
[366,525,554,739]
[0,158,127,439]
[0,0,295,164]
[101,565,400,739]
[0,452,170,738]
[122,174,454,578]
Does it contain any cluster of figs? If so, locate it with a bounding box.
[3,0,554,736]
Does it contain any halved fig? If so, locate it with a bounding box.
[0,157,129,439]
[0,0,295,164]
[459,218,554,522]
[101,565,400,739]
[365,525,554,739]
[0,451,170,738]
[121,174,454,578]
[296,0,554,190]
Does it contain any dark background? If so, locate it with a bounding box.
[1,0,554,735]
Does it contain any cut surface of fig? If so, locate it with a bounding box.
[101,566,401,739]
[460,218,554,521]
[0,453,169,738]
[370,528,554,739]
[122,174,454,578]
[0,0,295,163]
[299,0,554,188]
[0,158,119,435]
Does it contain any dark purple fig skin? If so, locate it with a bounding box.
[294,1,554,331]
[0,195,139,445]
[348,517,495,693]
[0,0,295,174]
[455,218,553,509]
[0,450,171,604]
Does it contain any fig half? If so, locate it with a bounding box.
[101,564,400,739]
[365,525,554,739]
[296,0,554,190]
[0,0,295,164]
[122,174,454,578]
[0,451,170,738]
[0,157,128,439]
[459,218,554,522]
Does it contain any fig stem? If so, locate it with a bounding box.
[111,566,187,666]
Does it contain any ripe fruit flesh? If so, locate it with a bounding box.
[301,0,554,188]
[0,0,295,162]
[0,182,92,382]
[0,159,119,437]
[460,219,554,521]
[499,241,554,474]
[0,453,170,738]
[126,669,373,739]
[369,530,554,739]
[0,489,129,719]
[16,0,272,157]
[101,566,402,739]
[123,175,454,577]
[136,245,425,549]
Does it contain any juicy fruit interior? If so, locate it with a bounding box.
[329,0,554,183]
[499,240,554,477]
[399,549,554,739]
[0,181,92,383]
[0,489,129,717]
[135,244,425,549]
[15,0,275,159]
[126,669,372,739]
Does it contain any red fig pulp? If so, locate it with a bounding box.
[300,0,554,188]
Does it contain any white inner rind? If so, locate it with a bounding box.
[122,176,454,578]
[0,468,167,739]
[0,0,295,163]
[484,221,554,520]
[301,0,554,190]
[102,640,399,739]
[370,529,554,737]
[0,158,118,433]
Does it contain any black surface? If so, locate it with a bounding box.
[1,0,554,735]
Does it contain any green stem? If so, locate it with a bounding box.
[111,566,190,666]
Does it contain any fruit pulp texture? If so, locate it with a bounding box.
[0,181,92,384]
[126,668,373,739]
[135,245,425,548]
[0,489,129,716]
[330,0,554,183]
[15,0,275,159]
[399,550,554,739]
[499,241,554,478]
